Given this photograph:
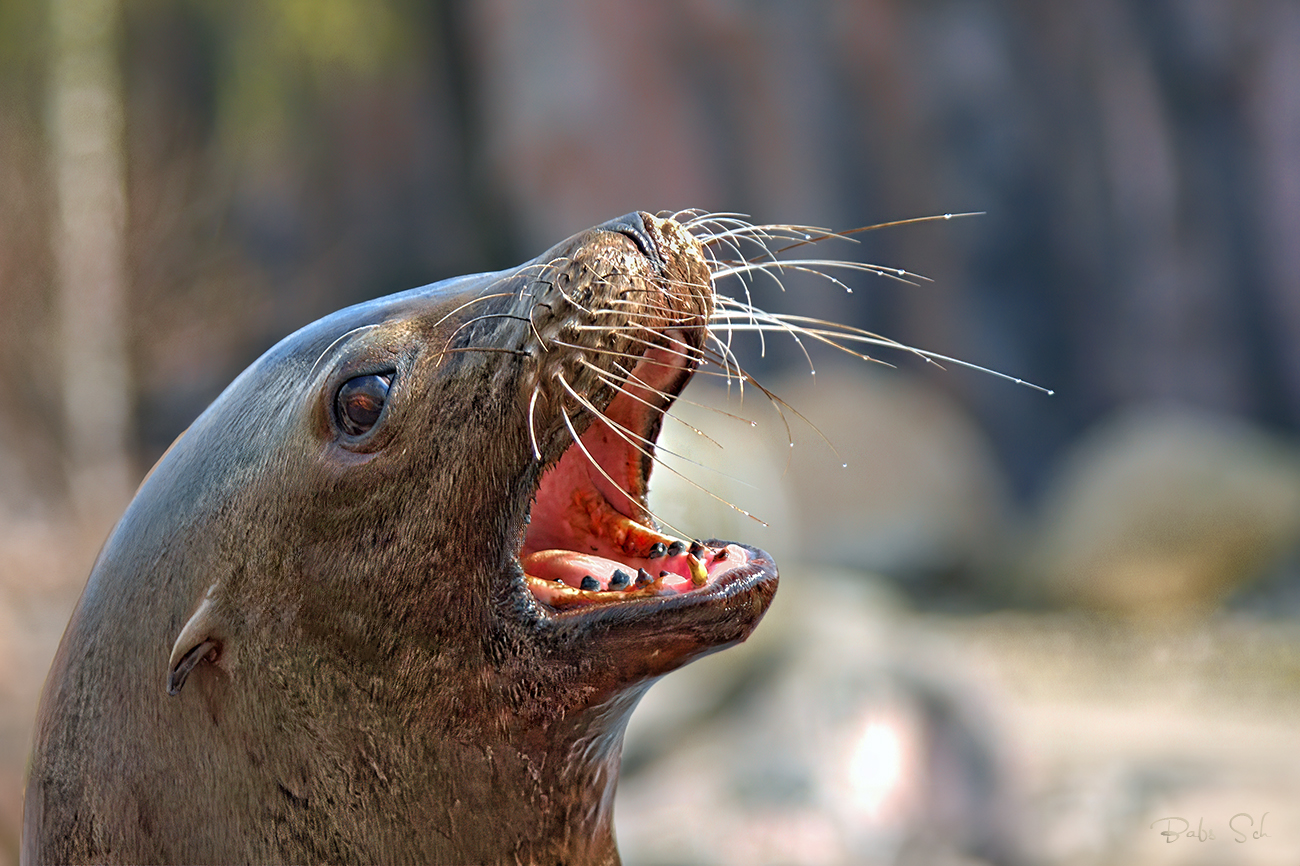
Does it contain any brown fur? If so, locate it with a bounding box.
[23,213,776,865]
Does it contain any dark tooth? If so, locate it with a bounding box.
[689,540,705,558]
[666,540,685,557]
[610,569,631,589]
[580,575,600,591]
[714,548,729,562]
[647,542,667,559]
[635,568,653,587]
[659,571,670,578]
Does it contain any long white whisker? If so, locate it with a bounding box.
[603,359,761,428]
[578,360,726,451]
[705,330,747,394]
[558,377,766,523]
[440,312,535,356]
[528,387,543,461]
[309,323,383,380]
[557,405,695,536]
[712,258,930,289]
[709,304,818,373]
[546,338,688,374]
[757,212,986,258]
[430,291,521,330]
[557,375,755,493]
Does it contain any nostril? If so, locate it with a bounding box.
[619,225,655,259]
[605,213,662,269]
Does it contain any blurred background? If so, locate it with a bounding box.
[3,0,1300,863]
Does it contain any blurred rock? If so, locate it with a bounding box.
[1023,406,1300,616]
[769,366,1013,588]
[616,566,1022,866]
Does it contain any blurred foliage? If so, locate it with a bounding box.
[180,0,422,158]
[0,0,47,81]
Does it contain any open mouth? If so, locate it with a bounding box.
[520,337,761,612]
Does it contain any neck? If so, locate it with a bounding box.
[401,690,640,864]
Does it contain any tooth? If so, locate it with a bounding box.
[689,540,705,559]
[713,548,729,562]
[580,575,599,591]
[610,569,631,589]
[647,542,667,559]
[635,568,653,587]
[666,540,685,557]
[689,555,708,587]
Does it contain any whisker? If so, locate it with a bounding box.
[528,386,543,461]
[681,219,771,354]
[578,359,727,451]
[431,291,523,330]
[596,328,704,371]
[526,306,550,351]
[755,212,986,259]
[705,330,747,394]
[309,323,383,380]
[740,371,848,475]
[441,313,536,355]
[782,321,1055,394]
[709,304,817,372]
[557,404,696,536]
[711,258,931,289]
[602,359,762,430]
[698,223,838,251]
[546,337,695,375]
[557,374,738,479]
[558,376,765,524]
[677,209,752,228]
[439,346,533,357]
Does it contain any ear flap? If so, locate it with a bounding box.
[167,593,223,696]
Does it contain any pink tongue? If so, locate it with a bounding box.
[524,549,692,591]
[525,550,625,590]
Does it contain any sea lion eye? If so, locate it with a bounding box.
[335,374,392,436]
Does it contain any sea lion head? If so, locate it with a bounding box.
[25,212,777,864]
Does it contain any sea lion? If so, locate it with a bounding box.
[22,211,779,864]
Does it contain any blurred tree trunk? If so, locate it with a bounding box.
[48,0,133,519]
